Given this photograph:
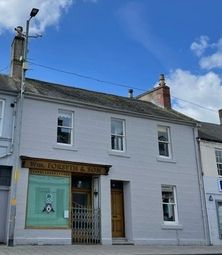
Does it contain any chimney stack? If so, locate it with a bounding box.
[137,74,171,109]
[219,109,222,125]
[10,29,25,80]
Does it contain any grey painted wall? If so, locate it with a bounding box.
[0,93,16,166]
[15,97,206,245]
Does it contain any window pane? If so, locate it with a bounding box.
[163,204,175,222]
[158,127,168,142]
[216,150,222,163]
[72,177,91,189]
[162,185,177,223]
[57,127,71,144]
[111,119,123,135]
[162,186,175,203]
[217,164,222,176]
[0,167,11,186]
[26,174,70,228]
[58,110,72,127]
[159,142,169,157]
[111,135,123,151]
[216,150,222,175]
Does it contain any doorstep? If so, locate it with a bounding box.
[112,238,134,245]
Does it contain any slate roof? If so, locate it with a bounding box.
[198,122,222,143]
[0,74,196,125]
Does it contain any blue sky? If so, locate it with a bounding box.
[0,0,222,123]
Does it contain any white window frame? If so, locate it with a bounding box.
[0,100,5,137]
[111,118,126,152]
[161,185,178,225]
[158,125,171,158]
[57,109,73,146]
[215,149,222,176]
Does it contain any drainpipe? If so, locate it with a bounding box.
[193,126,211,245]
[9,99,17,154]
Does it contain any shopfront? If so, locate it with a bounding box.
[21,156,110,244]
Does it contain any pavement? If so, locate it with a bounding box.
[0,245,222,255]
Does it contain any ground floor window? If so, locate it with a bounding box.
[26,173,70,228]
[161,185,178,224]
[0,166,12,186]
[216,201,222,239]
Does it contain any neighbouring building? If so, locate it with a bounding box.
[0,75,17,244]
[0,35,209,246]
[198,116,222,245]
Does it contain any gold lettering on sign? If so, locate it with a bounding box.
[22,157,109,175]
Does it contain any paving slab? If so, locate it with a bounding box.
[0,245,222,255]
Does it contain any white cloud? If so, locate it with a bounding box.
[0,0,97,34]
[167,69,222,123]
[199,52,222,70]
[191,36,222,70]
[190,36,209,57]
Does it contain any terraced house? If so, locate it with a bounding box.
[198,119,222,245]
[0,34,209,246]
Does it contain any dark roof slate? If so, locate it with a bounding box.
[198,122,222,143]
[0,74,196,125]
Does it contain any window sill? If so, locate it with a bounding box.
[156,156,176,163]
[0,137,11,142]
[53,144,78,152]
[108,151,130,158]
[161,224,183,230]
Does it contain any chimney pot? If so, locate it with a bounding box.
[128,89,134,99]
[159,74,166,86]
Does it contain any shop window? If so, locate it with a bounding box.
[161,185,178,224]
[111,118,125,151]
[215,150,222,176]
[26,174,70,228]
[57,109,73,145]
[158,126,171,158]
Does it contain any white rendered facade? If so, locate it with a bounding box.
[12,94,208,245]
[200,139,222,245]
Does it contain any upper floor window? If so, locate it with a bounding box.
[158,126,171,158]
[111,118,125,151]
[0,100,5,136]
[57,109,73,145]
[215,150,222,176]
[162,185,178,224]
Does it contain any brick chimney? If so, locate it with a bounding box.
[137,74,171,109]
[219,109,222,125]
[10,30,25,80]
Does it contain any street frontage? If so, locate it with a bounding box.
[0,245,222,255]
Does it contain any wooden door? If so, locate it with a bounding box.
[111,188,125,237]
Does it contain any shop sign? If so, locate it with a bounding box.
[21,156,110,175]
